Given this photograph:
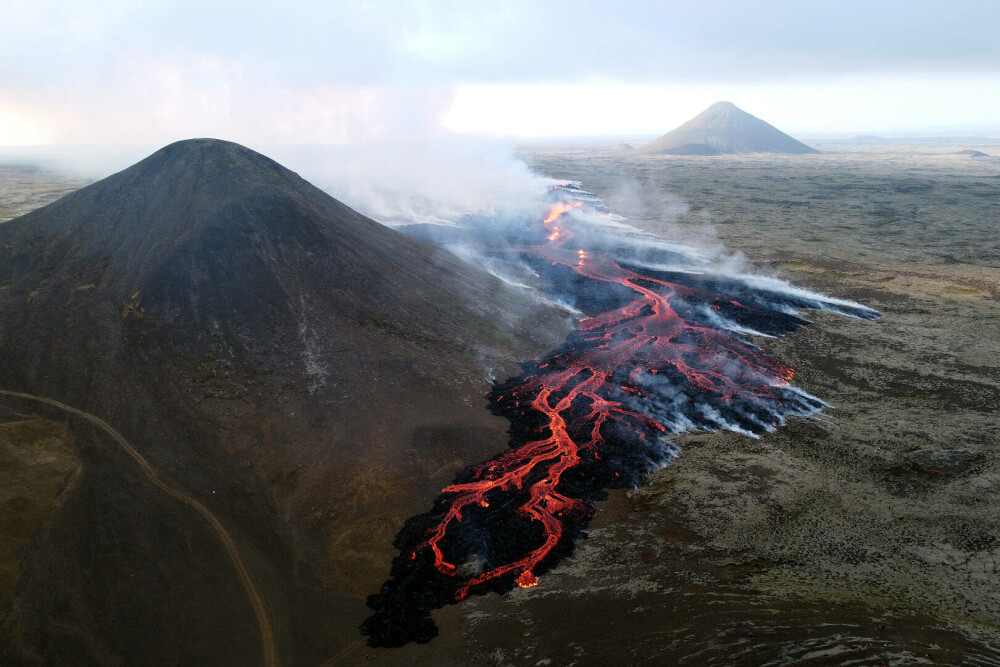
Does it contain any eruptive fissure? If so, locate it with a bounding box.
[362,184,879,646]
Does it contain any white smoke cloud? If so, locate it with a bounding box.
[269,135,553,226]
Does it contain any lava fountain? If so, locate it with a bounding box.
[361,184,879,646]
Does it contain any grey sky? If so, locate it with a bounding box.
[2,0,999,144]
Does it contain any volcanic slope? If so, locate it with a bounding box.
[0,139,567,666]
[638,101,819,155]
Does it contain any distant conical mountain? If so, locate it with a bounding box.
[639,101,818,155]
[0,139,565,665]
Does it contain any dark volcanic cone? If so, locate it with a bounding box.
[638,101,818,155]
[0,139,566,665]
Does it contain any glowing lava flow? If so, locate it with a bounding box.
[543,200,581,224]
[361,186,878,647]
[414,201,799,599]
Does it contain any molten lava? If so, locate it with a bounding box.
[543,200,582,224]
[361,185,879,647]
[413,199,800,598]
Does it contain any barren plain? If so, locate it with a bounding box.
[1,141,999,665]
[0,165,90,223]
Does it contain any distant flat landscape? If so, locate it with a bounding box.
[0,165,91,223]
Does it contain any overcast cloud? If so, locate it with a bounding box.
[1,0,999,145]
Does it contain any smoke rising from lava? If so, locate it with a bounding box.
[2,134,881,649]
[362,180,879,647]
[268,136,554,227]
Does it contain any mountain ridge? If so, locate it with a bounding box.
[0,138,569,665]
[638,101,819,155]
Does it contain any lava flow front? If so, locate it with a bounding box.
[361,184,879,647]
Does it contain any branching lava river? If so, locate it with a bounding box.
[361,184,879,646]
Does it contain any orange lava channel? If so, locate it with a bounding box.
[414,199,793,600]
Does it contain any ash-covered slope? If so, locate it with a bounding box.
[639,101,818,155]
[0,138,535,360]
[0,139,566,665]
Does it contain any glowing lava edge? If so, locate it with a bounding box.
[361,184,878,647]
